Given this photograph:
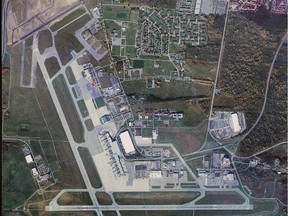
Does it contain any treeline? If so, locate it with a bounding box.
[237,40,287,157]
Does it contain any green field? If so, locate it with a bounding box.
[52,74,85,143]
[23,46,32,86]
[133,60,144,68]
[122,79,212,100]
[2,142,37,213]
[126,46,137,58]
[95,192,113,205]
[72,87,78,99]
[3,44,52,139]
[78,147,102,188]
[184,63,217,80]
[84,119,94,131]
[50,7,87,32]
[113,192,200,205]
[112,45,120,56]
[57,192,92,205]
[195,191,245,205]
[94,97,105,108]
[143,60,175,76]
[103,5,130,21]
[55,14,91,65]
[77,99,89,118]
[102,211,118,216]
[125,23,137,46]
[156,122,207,155]
[44,57,61,78]
[38,29,53,54]
[65,66,77,85]
[142,128,152,137]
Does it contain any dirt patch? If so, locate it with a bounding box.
[7,0,79,44]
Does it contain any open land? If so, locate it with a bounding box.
[57,192,93,205]
[78,147,102,189]
[113,192,201,205]
[2,142,37,214]
[38,29,53,55]
[52,74,85,143]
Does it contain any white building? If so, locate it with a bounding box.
[230,113,241,132]
[31,168,39,176]
[25,154,33,164]
[119,131,136,155]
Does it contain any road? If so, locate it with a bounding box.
[206,0,230,131]
[2,0,9,62]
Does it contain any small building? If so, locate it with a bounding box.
[25,154,33,164]
[119,131,136,155]
[31,168,39,176]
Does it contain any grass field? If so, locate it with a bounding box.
[195,191,245,205]
[143,60,175,76]
[95,192,113,205]
[102,211,118,216]
[125,23,137,46]
[33,64,67,140]
[156,122,207,155]
[184,63,217,80]
[65,66,77,85]
[52,74,85,143]
[50,7,87,32]
[55,14,91,65]
[113,192,200,205]
[94,97,105,108]
[38,29,53,55]
[78,147,102,188]
[85,119,94,131]
[52,140,86,189]
[23,46,32,86]
[3,44,52,139]
[77,99,89,118]
[57,192,92,205]
[103,5,130,21]
[186,157,204,175]
[44,57,61,78]
[126,46,137,58]
[122,79,212,100]
[133,60,144,68]
[112,45,120,56]
[2,142,37,213]
[39,140,58,164]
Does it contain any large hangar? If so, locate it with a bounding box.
[119,130,136,155]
